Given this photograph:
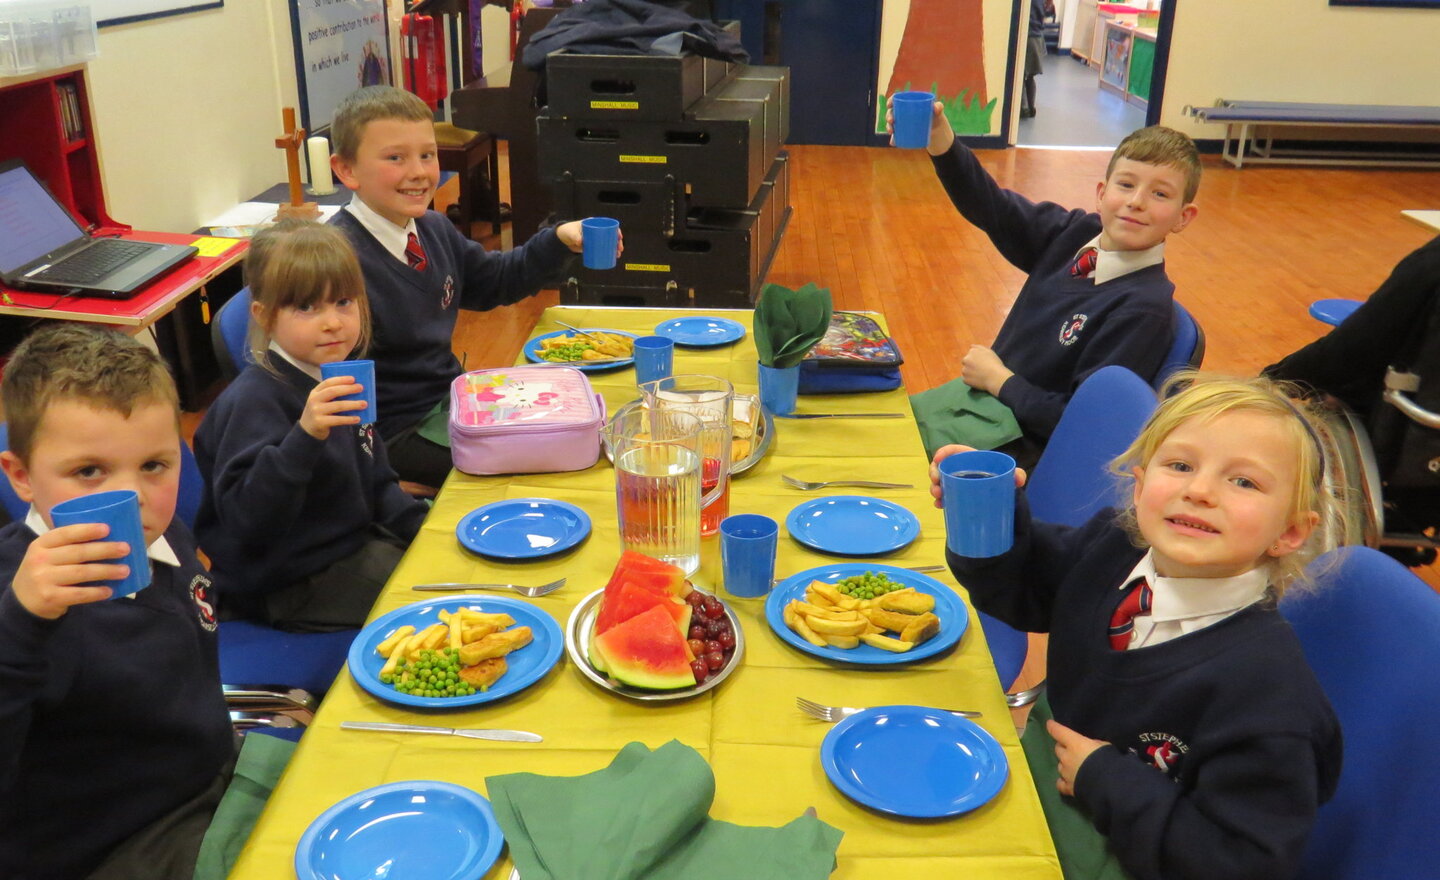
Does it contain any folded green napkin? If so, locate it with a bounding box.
[754,283,834,369]
[486,740,843,880]
[909,376,1023,460]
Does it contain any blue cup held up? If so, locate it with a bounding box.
[757,363,799,415]
[939,450,1016,558]
[890,91,936,149]
[633,336,674,386]
[720,513,779,598]
[320,359,376,426]
[49,489,151,598]
[581,217,620,270]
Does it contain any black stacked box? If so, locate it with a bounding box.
[538,30,791,309]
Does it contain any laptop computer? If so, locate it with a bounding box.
[0,159,197,299]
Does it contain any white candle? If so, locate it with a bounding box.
[307,135,335,195]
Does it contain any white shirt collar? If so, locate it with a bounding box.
[1127,549,1269,625]
[1075,235,1166,285]
[267,340,322,381]
[25,506,181,597]
[344,194,418,266]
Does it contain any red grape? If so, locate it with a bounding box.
[687,638,707,657]
[689,624,706,641]
[703,639,722,655]
[704,650,725,670]
[704,618,725,637]
[685,591,706,608]
[716,630,736,650]
[690,659,709,682]
[702,597,725,619]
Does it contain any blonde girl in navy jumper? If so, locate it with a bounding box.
[194,220,428,631]
[937,373,1346,880]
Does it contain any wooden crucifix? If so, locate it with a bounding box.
[274,107,322,221]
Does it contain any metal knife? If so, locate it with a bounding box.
[775,412,905,419]
[341,721,542,742]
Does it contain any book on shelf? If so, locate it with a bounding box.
[57,82,84,142]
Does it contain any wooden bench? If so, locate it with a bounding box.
[1187,100,1440,169]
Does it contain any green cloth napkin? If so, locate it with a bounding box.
[909,376,1024,460]
[754,283,834,369]
[1020,696,1134,880]
[192,732,297,880]
[486,740,844,880]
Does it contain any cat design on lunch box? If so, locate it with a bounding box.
[448,365,608,476]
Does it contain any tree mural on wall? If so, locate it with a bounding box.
[880,0,996,134]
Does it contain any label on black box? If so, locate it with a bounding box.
[626,263,671,272]
[619,154,668,164]
[591,100,640,110]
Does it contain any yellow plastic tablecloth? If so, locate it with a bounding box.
[228,306,1062,880]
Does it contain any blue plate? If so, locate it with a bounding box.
[348,595,564,709]
[524,328,637,371]
[785,495,920,556]
[295,780,504,880]
[765,563,967,665]
[457,498,591,559]
[821,705,1008,818]
[653,316,747,347]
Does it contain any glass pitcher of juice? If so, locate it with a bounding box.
[604,406,705,575]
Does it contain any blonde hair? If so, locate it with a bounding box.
[1107,125,1203,204]
[329,85,433,161]
[1109,372,1350,595]
[1,324,179,463]
[243,219,372,370]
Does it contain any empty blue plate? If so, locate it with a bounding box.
[653,316,747,347]
[348,595,564,709]
[785,496,920,556]
[295,780,504,880]
[457,498,591,559]
[821,706,1009,818]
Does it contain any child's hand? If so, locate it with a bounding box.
[960,345,1015,396]
[11,523,126,619]
[883,101,954,155]
[556,220,625,260]
[1047,719,1109,797]
[929,444,1028,508]
[301,376,366,440]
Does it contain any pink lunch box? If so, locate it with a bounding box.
[448,365,607,475]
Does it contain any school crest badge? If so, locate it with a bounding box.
[1131,731,1190,777]
[1058,313,1088,346]
[358,423,375,459]
[190,575,218,631]
[441,275,455,310]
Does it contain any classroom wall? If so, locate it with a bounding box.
[84,0,299,232]
[1159,0,1440,137]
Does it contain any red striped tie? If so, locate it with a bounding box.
[1071,247,1098,278]
[1108,576,1153,650]
[405,231,428,271]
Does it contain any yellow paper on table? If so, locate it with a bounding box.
[190,237,241,257]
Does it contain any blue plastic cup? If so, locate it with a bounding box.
[49,489,151,598]
[320,359,376,426]
[581,217,620,270]
[939,450,1017,558]
[757,363,799,415]
[891,91,936,149]
[633,336,674,386]
[720,513,779,598]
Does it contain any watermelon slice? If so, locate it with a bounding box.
[594,581,692,637]
[591,604,696,690]
[601,551,688,600]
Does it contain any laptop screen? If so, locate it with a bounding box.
[0,162,87,277]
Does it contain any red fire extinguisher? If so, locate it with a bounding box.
[401,12,448,109]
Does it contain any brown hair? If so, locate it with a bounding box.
[1109,372,1351,595]
[243,219,372,368]
[1107,125,1203,204]
[329,85,433,161]
[1,324,179,463]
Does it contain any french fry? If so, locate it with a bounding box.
[803,588,838,610]
[457,610,515,628]
[783,601,801,629]
[806,616,868,636]
[822,634,860,649]
[793,603,859,623]
[380,634,415,677]
[859,633,915,653]
[808,581,846,606]
[447,613,464,651]
[376,625,415,658]
[462,622,502,644]
[418,623,448,651]
[791,615,828,647]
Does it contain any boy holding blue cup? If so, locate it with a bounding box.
[0,325,239,878]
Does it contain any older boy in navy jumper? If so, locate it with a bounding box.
[328,85,609,489]
[0,325,235,879]
[909,117,1201,466]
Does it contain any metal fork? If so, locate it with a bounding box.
[782,475,914,490]
[410,578,566,597]
[796,696,981,720]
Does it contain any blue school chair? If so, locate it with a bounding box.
[1308,298,1362,326]
[211,287,254,380]
[1280,546,1440,879]
[1153,300,1206,391]
[980,365,1159,695]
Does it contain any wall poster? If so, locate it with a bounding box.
[288,0,391,136]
